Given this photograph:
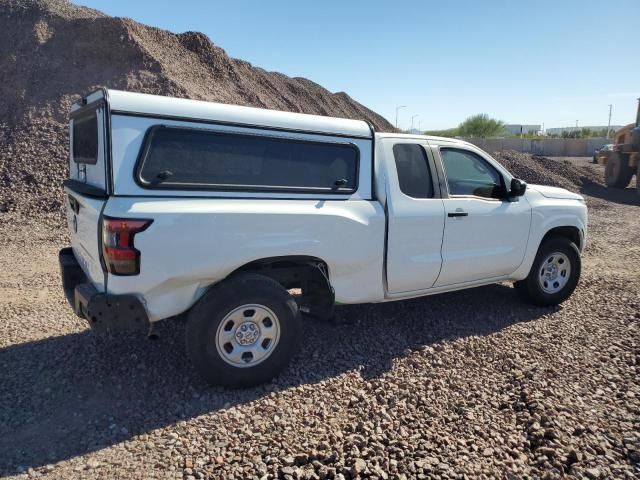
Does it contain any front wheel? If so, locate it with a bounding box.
[605,152,633,188]
[515,237,581,306]
[186,273,301,387]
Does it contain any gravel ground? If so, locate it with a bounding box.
[0,158,638,480]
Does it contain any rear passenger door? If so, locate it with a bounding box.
[385,140,445,293]
[433,146,531,287]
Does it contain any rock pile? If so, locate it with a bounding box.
[493,150,602,192]
[0,0,393,216]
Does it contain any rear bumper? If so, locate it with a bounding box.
[59,247,149,333]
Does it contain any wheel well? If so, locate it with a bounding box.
[541,226,582,250]
[231,256,335,319]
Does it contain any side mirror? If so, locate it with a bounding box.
[509,178,527,197]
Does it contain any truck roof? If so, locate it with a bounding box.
[72,89,374,140]
[374,132,474,146]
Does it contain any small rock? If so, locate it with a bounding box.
[352,458,367,475]
[281,466,295,476]
[585,467,601,479]
[566,449,581,465]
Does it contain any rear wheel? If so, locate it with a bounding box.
[605,152,633,188]
[186,273,301,387]
[515,237,581,306]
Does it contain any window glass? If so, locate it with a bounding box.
[138,127,359,192]
[440,148,504,199]
[392,144,434,198]
[72,112,98,164]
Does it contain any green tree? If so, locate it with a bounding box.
[424,127,460,138]
[457,114,505,138]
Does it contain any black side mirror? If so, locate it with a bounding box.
[509,178,527,197]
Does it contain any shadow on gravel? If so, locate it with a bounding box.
[0,283,554,474]
[580,179,639,206]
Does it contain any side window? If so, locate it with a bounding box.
[72,111,99,164]
[137,126,359,192]
[392,144,434,199]
[440,148,504,199]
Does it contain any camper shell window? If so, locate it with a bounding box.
[72,111,99,165]
[136,126,360,193]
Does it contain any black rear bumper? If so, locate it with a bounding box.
[59,247,149,333]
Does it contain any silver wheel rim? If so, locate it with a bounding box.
[537,252,571,294]
[215,304,281,368]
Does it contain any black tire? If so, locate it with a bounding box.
[186,273,301,387]
[514,237,581,306]
[592,154,598,164]
[605,152,633,188]
[636,162,640,198]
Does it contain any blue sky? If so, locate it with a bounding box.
[76,0,639,131]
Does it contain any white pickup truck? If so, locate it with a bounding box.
[60,89,587,387]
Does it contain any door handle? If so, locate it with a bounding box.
[448,211,468,217]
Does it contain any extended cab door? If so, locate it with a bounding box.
[432,145,531,287]
[384,140,445,293]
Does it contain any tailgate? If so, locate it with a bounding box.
[65,190,106,289]
[65,92,109,289]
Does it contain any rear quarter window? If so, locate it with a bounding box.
[137,126,360,193]
[392,143,434,199]
[72,112,99,164]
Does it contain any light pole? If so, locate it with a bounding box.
[395,105,406,129]
[607,104,612,139]
[411,114,419,132]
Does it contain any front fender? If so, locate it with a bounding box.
[510,192,587,281]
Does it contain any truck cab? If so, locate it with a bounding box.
[60,89,587,387]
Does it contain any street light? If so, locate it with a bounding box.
[395,105,406,129]
[411,114,419,132]
[607,104,612,139]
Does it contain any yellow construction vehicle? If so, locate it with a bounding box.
[601,99,640,197]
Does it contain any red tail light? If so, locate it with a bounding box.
[101,217,153,275]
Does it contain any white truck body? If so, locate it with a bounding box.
[60,89,587,385]
[63,89,587,322]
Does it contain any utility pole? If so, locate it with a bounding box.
[606,104,612,139]
[411,114,419,132]
[418,120,422,133]
[395,105,406,130]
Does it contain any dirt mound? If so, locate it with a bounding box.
[0,0,394,216]
[493,151,602,192]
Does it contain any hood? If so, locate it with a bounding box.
[527,184,584,201]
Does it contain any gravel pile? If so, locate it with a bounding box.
[1,160,639,479]
[493,151,602,192]
[0,0,393,216]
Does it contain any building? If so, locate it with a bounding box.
[546,125,622,135]
[504,124,541,135]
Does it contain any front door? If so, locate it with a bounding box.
[433,146,531,287]
[385,140,445,293]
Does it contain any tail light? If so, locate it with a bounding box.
[101,217,153,275]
